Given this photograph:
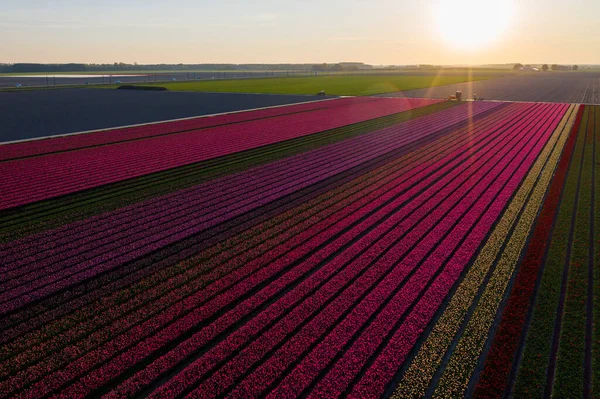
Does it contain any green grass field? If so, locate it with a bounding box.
[114,74,501,96]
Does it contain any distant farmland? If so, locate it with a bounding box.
[385,71,600,104]
[125,74,503,96]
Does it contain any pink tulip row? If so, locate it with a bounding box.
[0,97,378,161]
[156,103,563,399]
[0,103,496,315]
[0,101,506,360]
[0,102,510,396]
[4,103,539,398]
[0,101,514,376]
[0,100,478,266]
[307,104,566,399]
[0,100,470,265]
[0,98,440,210]
[0,102,519,396]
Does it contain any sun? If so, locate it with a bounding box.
[435,0,514,50]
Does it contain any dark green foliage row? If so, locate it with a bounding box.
[514,106,587,397]
[592,106,600,398]
[515,106,599,397]
[553,106,593,397]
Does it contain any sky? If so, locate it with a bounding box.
[1,0,599,65]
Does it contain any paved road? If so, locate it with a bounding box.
[0,89,333,142]
[378,72,600,104]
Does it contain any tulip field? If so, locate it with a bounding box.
[0,96,598,398]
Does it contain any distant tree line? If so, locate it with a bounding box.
[513,63,579,71]
[310,63,373,72]
[0,62,374,73]
[550,64,578,71]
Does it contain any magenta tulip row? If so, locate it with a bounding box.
[0,100,482,266]
[147,104,565,399]
[342,104,566,399]
[0,104,491,393]
[0,97,377,161]
[0,103,564,399]
[0,100,471,264]
[0,101,516,396]
[0,103,497,315]
[41,104,559,398]
[0,98,440,210]
[1,101,512,359]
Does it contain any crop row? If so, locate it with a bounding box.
[594,106,599,399]
[0,97,360,161]
[392,104,575,399]
[0,102,496,346]
[0,101,520,394]
[552,104,594,398]
[0,101,486,266]
[0,102,518,359]
[0,101,457,242]
[154,102,562,399]
[512,105,592,398]
[432,104,572,398]
[0,98,439,210]
[503,105,600,398]
[473,106,583,399]
[0,103,495,315]
[0,102,563,398]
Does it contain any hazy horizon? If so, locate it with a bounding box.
[2,0,599,65]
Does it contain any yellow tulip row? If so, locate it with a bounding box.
[391,104,579,399]
[433,104,579,397]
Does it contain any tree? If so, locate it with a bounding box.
[542,64,549,72]
[551,64,559,71]
[512,63,523,71]
[573,65,579,70]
